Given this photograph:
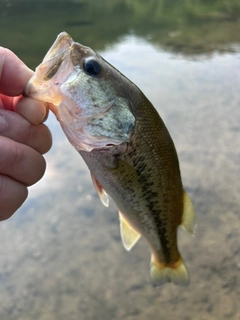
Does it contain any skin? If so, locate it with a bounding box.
[0,47,52,220]
[25,33,195,285]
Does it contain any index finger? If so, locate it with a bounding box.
[0,47,33,96]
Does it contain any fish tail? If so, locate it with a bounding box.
[150,256,189,286]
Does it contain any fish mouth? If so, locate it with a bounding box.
[23,80,60,117]
[42,32,73,64]
[23,32,74,99]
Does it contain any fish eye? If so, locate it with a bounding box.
[83,58,101,76]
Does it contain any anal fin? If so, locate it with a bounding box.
[181,190,196,234]
[90,172,109,207]
[119,212,141,251]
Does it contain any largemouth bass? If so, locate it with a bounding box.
[24,32,196,286]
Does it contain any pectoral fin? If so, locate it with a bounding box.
[119,212,141,251]
[180,190,196,234]
[90,172,109,207]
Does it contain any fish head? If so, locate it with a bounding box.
[25,32,136,151]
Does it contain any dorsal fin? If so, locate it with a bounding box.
[180,190,196,234]
[119,212,141,251]
[90,172,109,207]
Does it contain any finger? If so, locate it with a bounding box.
[0,94,21,111]
[0,174,28,220]
[14,97,49,125]
[0,47,33,96]
[0,136,46,186]
[0,109,52,154]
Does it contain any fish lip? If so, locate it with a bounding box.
[23,80,38,98]
[23,83,30,97]
[22,88,27,97]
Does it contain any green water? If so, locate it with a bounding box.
[0,1,240,319]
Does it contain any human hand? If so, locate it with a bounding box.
[0,47,52,220]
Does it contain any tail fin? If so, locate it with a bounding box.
[150,256,189,286]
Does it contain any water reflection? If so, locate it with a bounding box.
[1,0,240,67]
[0,0,240,319]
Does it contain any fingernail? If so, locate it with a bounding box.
[39,102,49,123]
[0,115,8,134]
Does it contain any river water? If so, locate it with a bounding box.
[0,1,240,319]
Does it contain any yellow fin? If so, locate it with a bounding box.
[119,212,141,251]
[90,172,109,207]
[150,256,189,286]
[181,190,196,234]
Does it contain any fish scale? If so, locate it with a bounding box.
[80,92,184,268]
[124,97,182,262]
[24,32,196,286]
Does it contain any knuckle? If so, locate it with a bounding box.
[10,142,25,170]
[25,123,52,155]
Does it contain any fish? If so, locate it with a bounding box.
[24,32,196,286]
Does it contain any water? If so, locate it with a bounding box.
[0,1,240,319]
